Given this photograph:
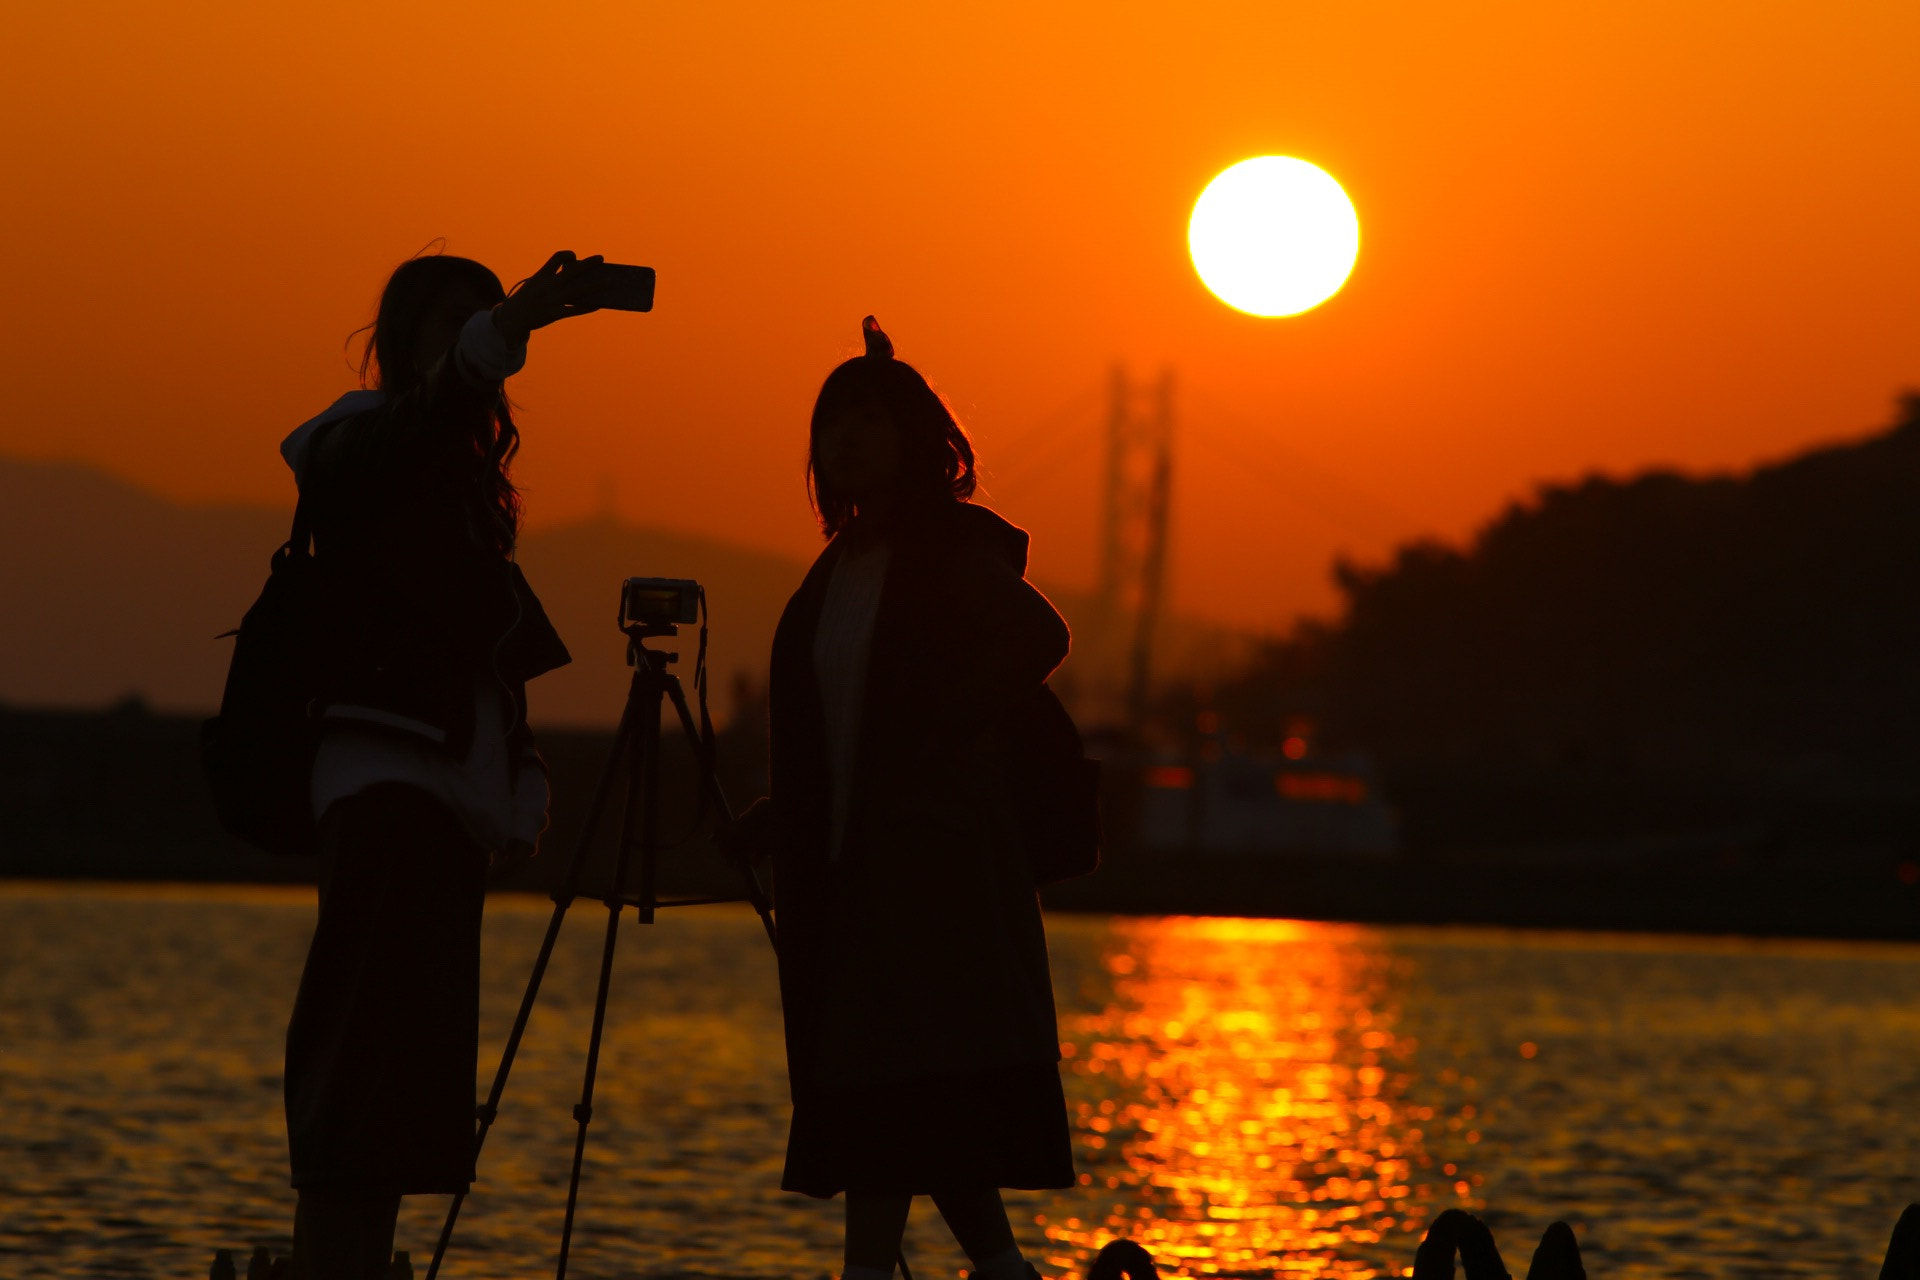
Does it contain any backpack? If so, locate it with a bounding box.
[1005,683,1102,886]
[200,486,332,856]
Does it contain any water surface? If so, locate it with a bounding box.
[3,884,1919,1278]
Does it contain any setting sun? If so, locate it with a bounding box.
[1189,156,1360,317]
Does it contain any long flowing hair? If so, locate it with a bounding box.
[807,345,976,538]
[358,253,522,553]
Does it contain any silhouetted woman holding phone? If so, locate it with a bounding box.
[276,250,606,1279]
[744,318,1075,1280]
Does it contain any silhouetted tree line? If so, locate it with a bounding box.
[1208,395,1920,844]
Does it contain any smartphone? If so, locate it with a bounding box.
[588,263,656,313]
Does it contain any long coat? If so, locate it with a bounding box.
[768,501,1069,1095]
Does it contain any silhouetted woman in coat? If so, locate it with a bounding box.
[277,250,607,1279]
[749,317,1075,1280]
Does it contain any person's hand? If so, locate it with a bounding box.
[492,251,610,343]
[489,838,539,885]
[717,797,778,866]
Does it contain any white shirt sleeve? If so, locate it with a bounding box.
[454,308,528,384]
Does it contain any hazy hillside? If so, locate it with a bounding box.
[0,456,1254,726]
[0,457,816,725]
[514,516,807,725]
[0,459,281,711]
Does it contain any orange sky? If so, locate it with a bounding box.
[4,1,1917,632]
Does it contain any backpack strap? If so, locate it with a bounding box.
[284,418,342,559]
[286,488,314,559]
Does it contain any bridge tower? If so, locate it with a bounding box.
[1094,365,1175,729]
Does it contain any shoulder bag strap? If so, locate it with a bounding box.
[284,417,345,560]
[286,489,314,560]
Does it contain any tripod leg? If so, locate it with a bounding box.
[663,674,779,948]
[554,890,626,1280]
[555,659,660,1280]
[634,653,665,925]
[426,679,643,1280]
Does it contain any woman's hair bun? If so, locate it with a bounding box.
[862,315,894,360]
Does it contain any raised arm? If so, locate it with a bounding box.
[317,252,612,476]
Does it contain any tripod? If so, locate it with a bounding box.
[424,613,776,1280]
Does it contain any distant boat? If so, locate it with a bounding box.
[1130,731,1398,858]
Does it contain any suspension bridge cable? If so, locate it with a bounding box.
[973,381,1104,472]
[1183,388,1413,540]
[1180,418,1399,545]
[983,417,1105,492]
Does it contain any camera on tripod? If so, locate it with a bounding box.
[620,576,701,635]
[426,569,773,1280]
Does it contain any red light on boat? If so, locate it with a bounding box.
[1276,772,1368,803]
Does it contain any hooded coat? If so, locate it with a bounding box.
[768,500,1070,1109]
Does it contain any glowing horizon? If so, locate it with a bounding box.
[3,1,1917,635]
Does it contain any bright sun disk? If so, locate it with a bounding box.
[1189,156,1359,317]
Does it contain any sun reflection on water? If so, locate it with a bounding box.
[1043,918,1473,1280]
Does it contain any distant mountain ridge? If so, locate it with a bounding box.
[1,459,286,712]
[0,455,816,725]
[0,455,1253,726]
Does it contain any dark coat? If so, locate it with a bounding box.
[303,368,569,759]
[768,501,1070,1094]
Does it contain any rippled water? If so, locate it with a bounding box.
[4,885,1920,1279]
